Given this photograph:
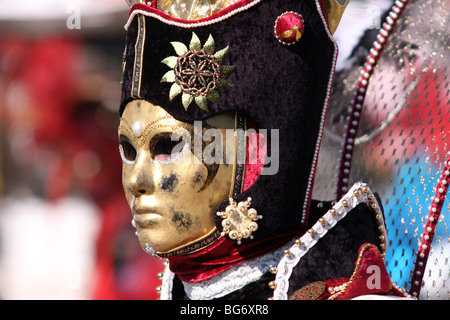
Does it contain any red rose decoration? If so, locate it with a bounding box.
[274,12,305,45]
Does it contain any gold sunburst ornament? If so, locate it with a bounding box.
[216,197,262,244]
[161,32,235,111]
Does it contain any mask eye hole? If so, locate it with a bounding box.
[119,139,137,164]
[150,132,187,164]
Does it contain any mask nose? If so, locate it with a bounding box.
[126,152,156,197]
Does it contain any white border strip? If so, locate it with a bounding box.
[159,261,175,300]
[273,182,388,300]
[124,0,264,30]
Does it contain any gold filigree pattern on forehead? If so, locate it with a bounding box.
[119,115,184,148]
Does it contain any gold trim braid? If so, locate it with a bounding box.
[132,14,146,98]
[155,227,221,258]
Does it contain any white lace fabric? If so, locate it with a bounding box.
[159,239,294,300]
[182,240,294,300]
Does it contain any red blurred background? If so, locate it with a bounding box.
[0,1,163,299]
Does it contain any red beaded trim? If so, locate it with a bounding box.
[409,153,450,297]
[335,0,410,199]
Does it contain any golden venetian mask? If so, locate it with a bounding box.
[118,100,236,256]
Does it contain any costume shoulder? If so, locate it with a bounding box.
[272,182,413,300]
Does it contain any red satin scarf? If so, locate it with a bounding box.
[168,230,299,283]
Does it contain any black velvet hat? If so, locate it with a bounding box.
[120,0,339,242]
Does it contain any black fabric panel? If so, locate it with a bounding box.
[120,0,335,240]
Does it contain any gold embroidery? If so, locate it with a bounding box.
[280,26,303,42]
[289,281,326,300]
[161,32,235,111]
[154,227,221,258]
